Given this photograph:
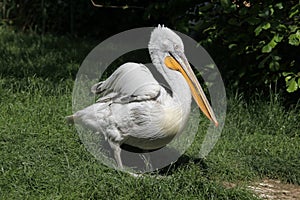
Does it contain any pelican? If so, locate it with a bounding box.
[67,26,218,169]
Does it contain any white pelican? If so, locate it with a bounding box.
[67,26,218,169]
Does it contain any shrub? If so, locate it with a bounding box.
[188,0,300,94]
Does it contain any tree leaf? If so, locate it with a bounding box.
[259,8,270,17]
[282,72,294,76]
[275,3,283,10]
[254,22,271,36]
[285,76,292,82]
[274,34,283,43]
[276,24,287,32]
[262,44,272,53]
[288,25,298,32]
[289,5,299,18]
[228,44,237,49]
[269,61,280,71]
[262,23,271,30]
[269,7,274,16]
[262,34,282,53]
[288,30,300,46]
[273,56,281,61]
[269,39,277,48]
[287,78,298,93]
[245,17,261,25]
[220,0,231,8]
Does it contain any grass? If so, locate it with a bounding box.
[192,93,300,184]
[0,27,299,199]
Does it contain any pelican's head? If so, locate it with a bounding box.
[149,25,218,127]
[149,25,184,55]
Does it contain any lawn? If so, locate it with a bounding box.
[0,27,299,199]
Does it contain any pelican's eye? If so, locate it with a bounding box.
[174,44,180,51]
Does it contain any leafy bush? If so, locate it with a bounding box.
[1,0,299,98]
[188,0,300,94]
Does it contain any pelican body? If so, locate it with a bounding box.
[67,26,218,169]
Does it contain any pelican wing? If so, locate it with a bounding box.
[91,62,161,104]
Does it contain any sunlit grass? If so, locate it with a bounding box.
[0,27,299,199]
[197,93,300,184]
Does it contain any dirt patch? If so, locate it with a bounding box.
[248,179,300,200]
[224,179,300,200]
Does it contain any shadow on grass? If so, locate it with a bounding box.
[0,28,93,82]
[156,155,209,176]
[80,136,208,175]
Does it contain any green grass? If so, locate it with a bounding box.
[191,93,300,184]
[0,27,299,199]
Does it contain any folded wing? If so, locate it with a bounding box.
[91,62,161,103]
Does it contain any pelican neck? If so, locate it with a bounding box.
[149,51,192,115]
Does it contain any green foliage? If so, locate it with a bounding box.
[1,0,299,97]
[189,0,300,94]
[283,72,300,92]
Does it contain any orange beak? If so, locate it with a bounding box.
[164,54,218,127]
